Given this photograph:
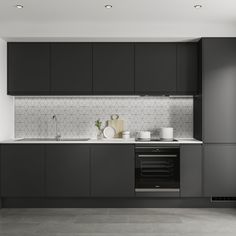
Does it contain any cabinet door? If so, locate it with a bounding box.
[177,43,199,94]
[93,43,134,94]
[135,43,176,94]
[1,145,45,197]
[202,39,236,143]
[8,43,50,95]
[91,145,135,197]
[204,144,236,197]
[46,145,90,197]
[51,43,92,94]
[180,145,202,197]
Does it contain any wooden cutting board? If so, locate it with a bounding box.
[107,114,124,138]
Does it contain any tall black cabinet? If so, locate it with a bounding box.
[198,38,236,197]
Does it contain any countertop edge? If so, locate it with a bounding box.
[0,139,203,144]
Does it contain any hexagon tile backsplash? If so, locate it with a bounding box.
[15,96,193,139]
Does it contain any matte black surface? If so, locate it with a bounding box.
[2,197,235,208]
[51,43,92,94]
[93,43,134,94]
[180,145,202,197]
[45,145,90,197]
[135,43,176,94]
[193,95,202,140]
[1,145,45,197]
[8,43,50,95]
[91,145,135,197]
[177,43,198,94]
[204,144,236,197]
[202,38,236,143]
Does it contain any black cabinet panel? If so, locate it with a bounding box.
[180,145,202,197]
[8,43,50,95]
[91,145,135,197]
[204,144,236,197]
[177,43,198,94]
[46,145,90,197]
[93,43,134,94]
[202,39,236,143]
[7,42,199,96]
[135,43,176,94]
[51,43,92,94]
[1,145,45,197]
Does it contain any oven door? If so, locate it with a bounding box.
[135,146,180,192]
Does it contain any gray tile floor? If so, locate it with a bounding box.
[0,208,236,236]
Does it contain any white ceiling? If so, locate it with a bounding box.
[0,0,236,41]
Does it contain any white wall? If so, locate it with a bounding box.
[0,38,14,141]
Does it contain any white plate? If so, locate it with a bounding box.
[103,126,116,139]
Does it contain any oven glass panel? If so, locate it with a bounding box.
[135,147,180,189]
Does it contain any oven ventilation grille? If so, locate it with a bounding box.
[211,197,236,202]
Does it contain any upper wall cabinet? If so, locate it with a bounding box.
[93,43,134,94]
[135,43,177,95]
[8,43,50,95]
[7,42,199,96]
[51,43,92,95]
[202,38,236,143]
[177,43,199,94]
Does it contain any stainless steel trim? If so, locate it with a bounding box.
[138,154,178,158]
[135,188,180,192]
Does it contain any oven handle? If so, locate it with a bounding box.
[138,154,178,158]
[135,146,179,149]
[135,188,180,192]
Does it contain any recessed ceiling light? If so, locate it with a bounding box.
[16,4,24,9]
[105,5,112,9]
[194,4,202,9]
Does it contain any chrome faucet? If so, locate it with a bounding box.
[52,114,61,141]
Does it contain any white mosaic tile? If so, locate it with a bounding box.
[14,97,193,139]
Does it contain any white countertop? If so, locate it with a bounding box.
[0,138,203,144]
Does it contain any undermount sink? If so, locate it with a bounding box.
[16,138,90,142]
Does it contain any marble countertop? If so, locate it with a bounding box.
[0,138,203,144]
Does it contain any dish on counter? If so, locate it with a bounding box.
[103,126,116,139]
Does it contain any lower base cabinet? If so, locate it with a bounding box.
[1,144,45,197]
[46,145,90,197]
[204,144,236,197]
[91,145,135,197]
[1,143,206,199]
[180,145,202,197]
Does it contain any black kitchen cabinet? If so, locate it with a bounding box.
[51,43,92,94]
[135,43,176,94]
[1,145,45,197]
[91,145,135,197]
[7,42,199,95]
[93,43,134,94]
[177,43,199,94]
[180,145,202,197]
[46,145,90,197]
[202,38,236,143]
[8,43,50,95]
[204,144,236,197]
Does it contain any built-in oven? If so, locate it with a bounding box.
[135,145,180,194]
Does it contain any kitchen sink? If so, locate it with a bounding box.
[16,138,90,142]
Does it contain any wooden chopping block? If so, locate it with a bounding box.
[107,114,124,138]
